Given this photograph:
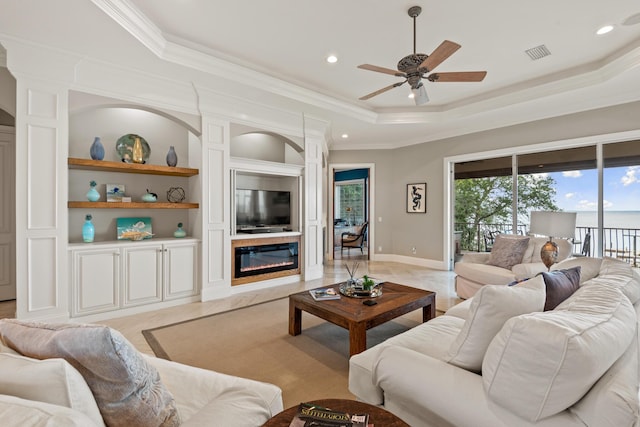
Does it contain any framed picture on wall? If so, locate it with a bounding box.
[406,183,426,213]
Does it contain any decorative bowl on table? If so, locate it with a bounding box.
[339,279,384,298]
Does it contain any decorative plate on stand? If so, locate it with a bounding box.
[116,134,150,163]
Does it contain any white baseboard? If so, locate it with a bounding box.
[373,253,446,270]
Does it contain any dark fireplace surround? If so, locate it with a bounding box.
[231,236,300,285]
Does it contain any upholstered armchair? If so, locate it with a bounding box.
[341,222,369,254]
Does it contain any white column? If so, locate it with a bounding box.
[304,133,324,280]
[14,78,70,320]
[200,116,231,300]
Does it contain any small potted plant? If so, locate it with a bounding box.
[361,275,375,291]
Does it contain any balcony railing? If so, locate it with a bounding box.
[455,222,640,267]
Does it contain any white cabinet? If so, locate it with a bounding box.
[70,239,198,317]
[164,241,198,300]
[70,247,120,317]
[122,243,163,307]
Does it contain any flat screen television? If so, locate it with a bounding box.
[235,189,291,227]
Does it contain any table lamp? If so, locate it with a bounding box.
[529,211,577,270]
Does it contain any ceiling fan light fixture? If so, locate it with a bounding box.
[326,55,338,63]
[412,84,429,105]
[596,25,614,35]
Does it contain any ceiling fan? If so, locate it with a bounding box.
[358,5,487,105]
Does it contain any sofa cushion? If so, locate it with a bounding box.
[570,322,639,427]
[0,353,104,426]
[454,262,516,286]
[586,257,640,304]
[552,257,603,283]
[486,234,530,269]
[511,262,547,281]
[446,275,546,373]
[0,320,180,427]
[538,266,581,310]
[482,283,636,422]
[349,315,465,405]
[0,394,100,427]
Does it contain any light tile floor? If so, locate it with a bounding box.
[0,259,461,355]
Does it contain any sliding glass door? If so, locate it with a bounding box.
[517,146,596,255]
[453,139,639,264]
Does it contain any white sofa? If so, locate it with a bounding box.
[349,257,640,427]
[0,321,283,427]
[455,235,573,299]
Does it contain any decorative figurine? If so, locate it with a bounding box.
[82,214,95,243]
[142,189,157,202]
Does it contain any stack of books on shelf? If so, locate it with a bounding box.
[309,288,340,301]
[289,403,370,427]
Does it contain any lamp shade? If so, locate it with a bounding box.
[529,211,577,239]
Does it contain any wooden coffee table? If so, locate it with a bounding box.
[262,398,409,426]
[289,282,435,356]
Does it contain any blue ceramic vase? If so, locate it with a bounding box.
[86,181,100,202]
[90,137,105,160]
[166,146,177,167]
[82,215,95,243]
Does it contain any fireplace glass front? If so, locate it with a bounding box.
[234,242,299,278]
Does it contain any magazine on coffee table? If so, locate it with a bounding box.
[309,288,340,301]
[288,402,369,427]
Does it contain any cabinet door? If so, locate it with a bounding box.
[71,248,119,317]
[164,242,199,300]
[122,244,163,307]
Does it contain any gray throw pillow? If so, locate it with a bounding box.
[0,320,180,427]
[538,266,581,310]
[486,234,530,270]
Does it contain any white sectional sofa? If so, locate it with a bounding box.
[0,321,283,427]
[455,235,573,299]
[349,257,640,427]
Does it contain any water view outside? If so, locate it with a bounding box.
[575,211,640,228]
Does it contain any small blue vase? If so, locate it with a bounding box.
[86,185,100,202]
[166,146,177,167]
[82,215,95,243]
[90,137,105,160]
[174,223,186,238]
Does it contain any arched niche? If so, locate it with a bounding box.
[68,91,200,164]
[230,123,304,165]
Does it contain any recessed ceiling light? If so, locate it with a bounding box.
[341,133,349,139]
[596,25,614,35]
[408,93,415,99]
[326,55,338,63]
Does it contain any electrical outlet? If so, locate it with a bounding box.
[378,246,382,252]
[411,247,416,254]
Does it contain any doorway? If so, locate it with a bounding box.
[329,164,375,261]
[0,125,15,302]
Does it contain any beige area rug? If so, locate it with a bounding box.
[143,297,423,408]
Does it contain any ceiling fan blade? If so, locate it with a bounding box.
[358,64,406,77]
[359,81,406,100]
[418,40,461,72]
[427,71,487,82]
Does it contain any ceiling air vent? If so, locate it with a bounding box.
[525,45,551,60]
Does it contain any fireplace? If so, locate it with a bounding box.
[231,236,300,285]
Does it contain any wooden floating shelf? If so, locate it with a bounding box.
[68,202,199,209]
[68,158,199,177]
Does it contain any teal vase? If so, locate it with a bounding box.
[82,215,95,243]
[174,223,186,238]
[86,185,100,202]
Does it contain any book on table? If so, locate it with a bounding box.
[288,402,370,427]
[309,288,340,301]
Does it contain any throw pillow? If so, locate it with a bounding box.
[0,320,180,427]
[486,234,530,270]
[0,352,105,426]
[538,266,581,310]
[446,275,546,373]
